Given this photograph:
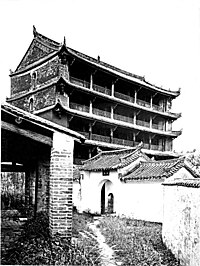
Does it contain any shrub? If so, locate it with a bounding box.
[1,211,101,265]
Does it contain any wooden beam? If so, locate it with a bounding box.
[2,121,52,146]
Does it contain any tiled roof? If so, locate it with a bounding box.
[162,179,200,188]
[122,157,186,182]
[80,144,150,171]
[13,27,179,97]
[1,102,85,141]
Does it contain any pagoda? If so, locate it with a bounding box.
[7,26,182,163]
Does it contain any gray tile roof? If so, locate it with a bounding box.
[123,156,200,182]
[80,144,150,171]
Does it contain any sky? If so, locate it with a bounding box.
[0,0,200,152]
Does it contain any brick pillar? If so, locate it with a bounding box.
[49,132,74,240]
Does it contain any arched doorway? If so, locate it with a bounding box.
[100,180,114,214]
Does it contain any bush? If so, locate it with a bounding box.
[1,211,101,265]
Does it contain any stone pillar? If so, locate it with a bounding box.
[149,135,152,150]
[90,74,93,90]
[49,132,74,240]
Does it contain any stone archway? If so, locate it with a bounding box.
[100,180,114,214]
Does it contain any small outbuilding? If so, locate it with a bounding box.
[76,145,198,223]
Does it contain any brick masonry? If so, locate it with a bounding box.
[162,183,200,266]
[49,132,74,240]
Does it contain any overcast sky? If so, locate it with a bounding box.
[0,0,199,152]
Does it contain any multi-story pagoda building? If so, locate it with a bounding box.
[7,26,182,163]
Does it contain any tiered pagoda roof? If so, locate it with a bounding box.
[11,26,180,98]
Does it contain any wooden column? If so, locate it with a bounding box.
[110,128,113,143]
[150,115,152,129]
[150,95,153,109]
[89,123,92,140]
[134,90,137,104]
[111,106,114,119]
[133,111,136,125]
[149,135,152,150]
[89,100,93,114]
[90,74,93,90]
[111,83,115,97]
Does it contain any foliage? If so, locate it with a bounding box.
[1,211,101,265]
[99,216,179,266]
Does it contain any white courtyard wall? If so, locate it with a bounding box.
[116,180,163,223]
[162,169,200,266]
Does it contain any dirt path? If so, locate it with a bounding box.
[89,218,121,266]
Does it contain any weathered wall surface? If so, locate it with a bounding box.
[162,183,200,266]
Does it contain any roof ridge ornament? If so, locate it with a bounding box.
[64,36,66,46]
[33,25,37,37]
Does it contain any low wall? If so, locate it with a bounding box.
[162,180,200,266]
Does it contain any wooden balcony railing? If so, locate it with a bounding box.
[93,84,111,95]
[152,123,165,131]
[137,99,151,108]
[114,114,134,123]
[114,91,134,102]
[151,144,163,151]
[93,108,111,118]
[70,76,90,88]
[113,138,133,146]
[69,102,90,113]
[77,131,90,138]
[136,120,150,128]
[152,104,164,112]
[92,134,110,143]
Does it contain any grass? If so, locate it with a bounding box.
[1,211,101,265]
[98,215,179,266]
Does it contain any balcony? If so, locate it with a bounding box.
[70,76,90,88]
[93,84,111,95]
[69,102,89,113]
[114,91,134,103]
[114,114,134,124]
[92,134,110,143]
[93,108,111,118]
[137,99,151,108]
[152,104,164,112]
[113,138,133,146]
[136,120,150,128]
[77,131,89,138]
[151,144,163,151]
[152,123,165,131]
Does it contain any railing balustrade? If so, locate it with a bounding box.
[152,123,165,131]
[136,120,150,128]
[77,131,90,138]
[114,114,134,123]
[114,91,134,102]
[92,134,110,143]
[152,104,164,112]
[137,99,151,108]
[93,84,111,95]
[93,108,111,118]
[70,76,90,88]
[151,144,163,151]
[69,102,90,113]
[113,138,133,146]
